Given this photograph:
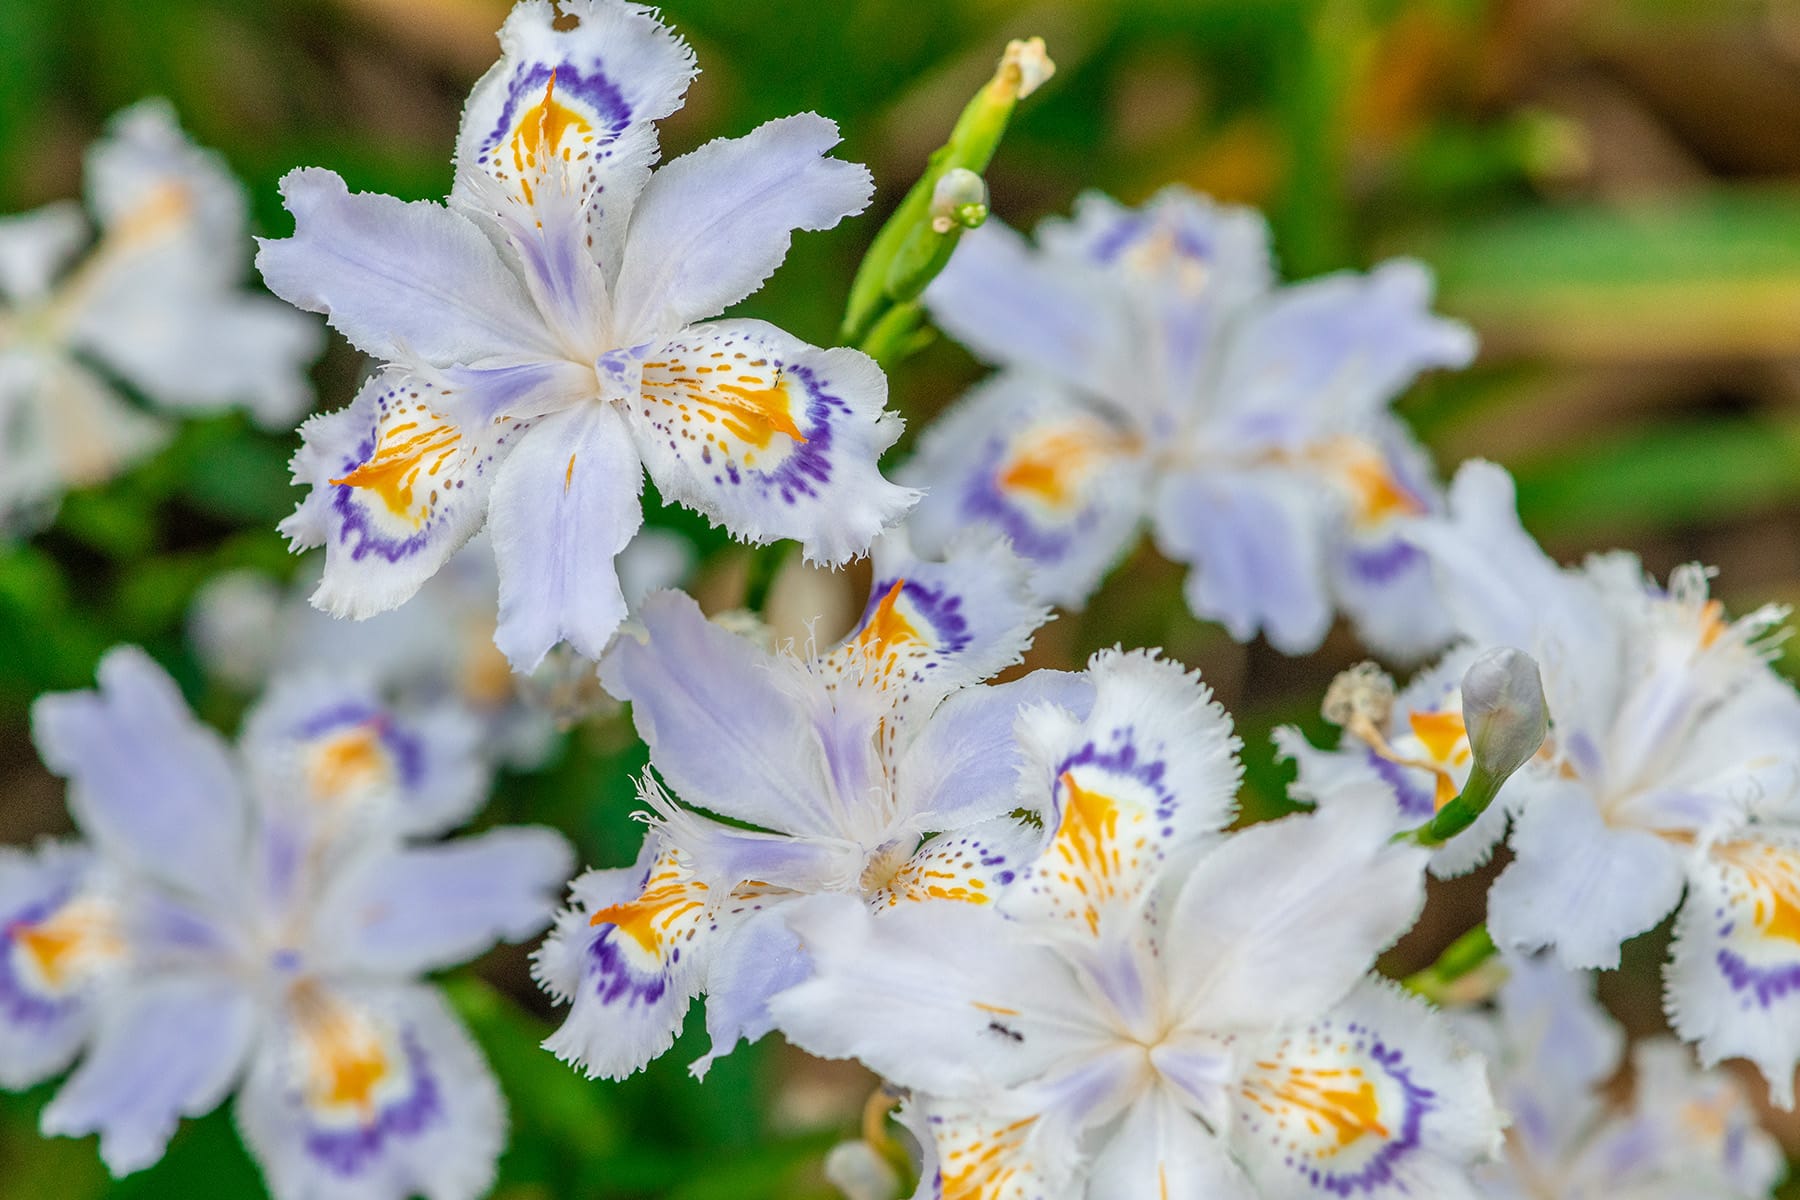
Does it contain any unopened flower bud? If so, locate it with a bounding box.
[1322,661,1396,731]
[929,168,989,234]
[1460,647,1548,784]
[824,1139,902,1200]
[1002,37,1056,99]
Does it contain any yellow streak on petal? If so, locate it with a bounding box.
[711,378,808,449]
[939,1116,1036,1200]
[293,984,392,1118]
[1717,841,1800,945]
[1255,1065,1390,1156]
[589,856,711,958]
[306,722,390,804]
[331,418,460,524]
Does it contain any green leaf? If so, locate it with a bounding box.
[1423,188,1800,360]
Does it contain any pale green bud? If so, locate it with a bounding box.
[1460,646,1548,784]
[929,168,989,234]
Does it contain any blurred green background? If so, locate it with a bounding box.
[5,0,1800,1195]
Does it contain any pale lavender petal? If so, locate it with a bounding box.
[771,894,1108,1096]
[1004,649,1242,942]
[538,840,715,1080]
[1152,465,1333,653]
[0,842,97,1088]
[1487,778,1687,971]
[612,113,872,338]
[1166,803,1426,1033]
[240,673,490,843]
[900,372,1148,609]
[896,669,1094,831]
[31,647,248,905]
[1231,980,1501,1200]
[694,904,808,1077]
[41,972,257,1175]
[626,318,915,565]
[490,401,644,671]
[1666,830,1800,1107]
[312,827,572,977]
[257,168,557,367]
[923,218,1133,400]
[1214,259,1474,444]
[280,368,538,621]
[452,0,695,274]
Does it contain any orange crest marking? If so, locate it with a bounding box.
[11,899,122,991]
[507,72,596,204]
[306,722,391,803]
[1046,771,1130,934]
[996,424,1122,511]
[712,379,808,449]
[1324,438,1426,529]
[331,414,461,526]
[292,986,394,1119]
[938,1116,1037,1200]
[1247,1064,1390,1156]
[858,579,922,654]
[1405,709,1469,810]
[589,855,712,958]
[1717,841,1800,946]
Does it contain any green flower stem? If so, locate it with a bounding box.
[840,38,1051,354]
[1403,924,1499,1003]
[1402,761,1502,847]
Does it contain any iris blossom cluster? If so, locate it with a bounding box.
[6,1,1800,1198]
[536,534,1064,1079]
[188,528,694,769]
[906,188,1475,657]
[1,648,570,1199]
[1289,460,1800,1106]
[0,101,321,531]
[775,652,1503,1198]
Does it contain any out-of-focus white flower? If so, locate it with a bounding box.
[259,0,915,672]
[772,649,1503,1199]
[0,101,322,533]
[190,528,695,769]
[909,186,1473,658]
[1461,955,1783,1199]
[1,647,571,1198]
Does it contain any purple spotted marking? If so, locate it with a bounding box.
[1256,1023,1436,1198]
[585,926,671,1008]
[478,62,632,164]
[294,701,427,791]
[1055,730,1175,824]
[1716,944,1800,1008]
[303,1030,444,1177]
[858,576,973,656]
[330,383,508,568]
